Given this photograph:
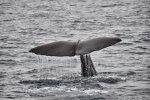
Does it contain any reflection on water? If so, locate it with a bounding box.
[0,0,150,99]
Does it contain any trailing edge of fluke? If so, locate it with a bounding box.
[29,37,121,56]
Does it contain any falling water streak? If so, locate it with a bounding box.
[42,56,46,79]
[38,56,43,80]
[46,56,48,79]
[38,56,41,79]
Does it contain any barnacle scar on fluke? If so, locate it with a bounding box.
[29,37,121,77]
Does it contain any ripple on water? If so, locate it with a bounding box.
[0,72,7,78]
[19,79,61,86]
[0,59,17,65]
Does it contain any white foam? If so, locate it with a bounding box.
[83,89,109,95]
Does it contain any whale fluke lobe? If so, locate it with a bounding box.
[29,41,76,56]
[29,37,121,56]
[76,37,121,55]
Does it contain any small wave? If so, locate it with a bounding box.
[29,13,50,18]
[0,2,12,6]
[0,59,17,65]
[95,76,126,84]
[140,37,150,42]
[2,19,14,22]
[83,89,109,95]
[147,66,150,68]
[19,79,61,86]
[0,72,7,78]
[0,44,19,49]
[119,42,133,46]
[127,71,136,76]
[26,69,39,74]
[129,51,149,55]
[131,88,150,95]
[136,46,148,50]
[0,36,9,40]
[100,4,124,8]
[142,38,150,42]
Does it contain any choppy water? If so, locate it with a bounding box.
[0,0,150,100]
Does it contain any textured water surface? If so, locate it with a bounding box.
[0,0,150,100]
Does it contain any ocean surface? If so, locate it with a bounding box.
[0,0,150,100]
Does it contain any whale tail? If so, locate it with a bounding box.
[29,37,121,56]
[76,37,121,55]
[29,41,76,56]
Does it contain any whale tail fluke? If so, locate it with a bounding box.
[76,37,121,55]
[29,37,121,56]
[29,41,76,56]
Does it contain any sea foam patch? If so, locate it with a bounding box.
[83,89,109,95]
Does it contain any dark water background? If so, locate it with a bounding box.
[0,0,150,100]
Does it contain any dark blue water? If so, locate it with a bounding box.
[0,0,150,100]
